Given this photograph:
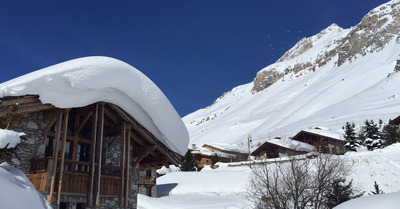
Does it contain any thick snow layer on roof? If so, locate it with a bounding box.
[302,128,344,141]
[266,138,317,152]
[0,163,52,209]
[0,56,189,155]
[0,129,22,149]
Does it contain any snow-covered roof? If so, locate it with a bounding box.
[259,138,317,153]
[299,128,344,141]
[0,56,189,155]
[0,129,22,149]
[203,143,248,154]
[191,146,236,159]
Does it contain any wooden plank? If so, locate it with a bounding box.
[94,103,105,206]
[56,109,70,206]
[0,104,54,117]
[0,95,40,106]
[132,145,156,157]
[119,122,126,207]
[43,117,57,134]
[104,125,122,137]
[46,111,63,204]
[125,130,131,207]
[87,104,98,207]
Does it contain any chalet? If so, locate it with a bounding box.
[190,145,234,168]
[291,128,345,154]
[251,138,316,160]
[391,115,400,126]
[0,57,189,209]
[202,143,248,162]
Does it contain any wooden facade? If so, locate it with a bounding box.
[291,130,345,155]
[202,144,248,162]
[391,115,400,125]
[251,141,307,160]
[0,95,182,208]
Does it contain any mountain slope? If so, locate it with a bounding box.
[183,0,400,150]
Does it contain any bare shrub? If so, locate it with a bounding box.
[247,154,349,209]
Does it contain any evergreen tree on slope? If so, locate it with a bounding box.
[343,122,358,152]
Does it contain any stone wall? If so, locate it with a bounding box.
[13,112,48,173]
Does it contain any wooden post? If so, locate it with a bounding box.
[94,103,105,206]
[57,109,70,205]
[124,128,131,208]
[47,110,63,204]
[119,122,126,207]
[87,104,98,207]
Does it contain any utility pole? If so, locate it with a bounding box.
[248,134,252,168]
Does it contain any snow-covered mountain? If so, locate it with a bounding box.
[183,0,400,151]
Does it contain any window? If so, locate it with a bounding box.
[76,142,90,162]
[44,136,73,160]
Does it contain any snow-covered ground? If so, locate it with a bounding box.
[0,163,52,209]
[138,144,400,209]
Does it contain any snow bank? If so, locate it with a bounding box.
[0,129,22,149]
[0,56,189,155]
[0,163,52,209]
[334,192,400,209]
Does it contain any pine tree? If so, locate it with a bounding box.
[179,150,198,171]
[211,153,220,169]
[325,178,363,208]
[364,120,382,151]
[381,121,400,146]
[369,181,384,195]
[343,122,358,151]
[364,120,380,139]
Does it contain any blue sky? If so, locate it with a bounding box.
[0,0,389,117]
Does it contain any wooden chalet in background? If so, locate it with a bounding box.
[189,144,233,168]
[0,95,182,209]
[251,138,315,160]
[202,144,248,162]
[291,128,345,155]
[391,115,400,125]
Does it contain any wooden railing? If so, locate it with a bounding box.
[138,176,156,185]
[29,157,130,196]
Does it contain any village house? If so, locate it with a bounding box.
[0,57,189,209]
[251,138,316,160]
[202,143,249,162]
[391,115,400,125]
[291,128,345,154]
[189,144,234,168]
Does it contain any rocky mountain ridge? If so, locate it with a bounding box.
[183,0,400,150]
[252,0,400,93]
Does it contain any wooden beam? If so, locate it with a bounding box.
[56,109,70,206]
[119,122,126,207]
[0,95,40,106]
[75,111,93,135]
[87,104,98,207]
[104,107,120,125]
[46,111,63,204]
[94,102,105,206]
[43,117,57,135]
[125,130,130,208]
[0,103,54,117]
[107,135,120,150]
[132,145,156,157]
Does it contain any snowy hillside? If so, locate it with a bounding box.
[183,0,400,151]
[138,143,400,209]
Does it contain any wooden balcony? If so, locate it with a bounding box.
[29,157,130,196]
